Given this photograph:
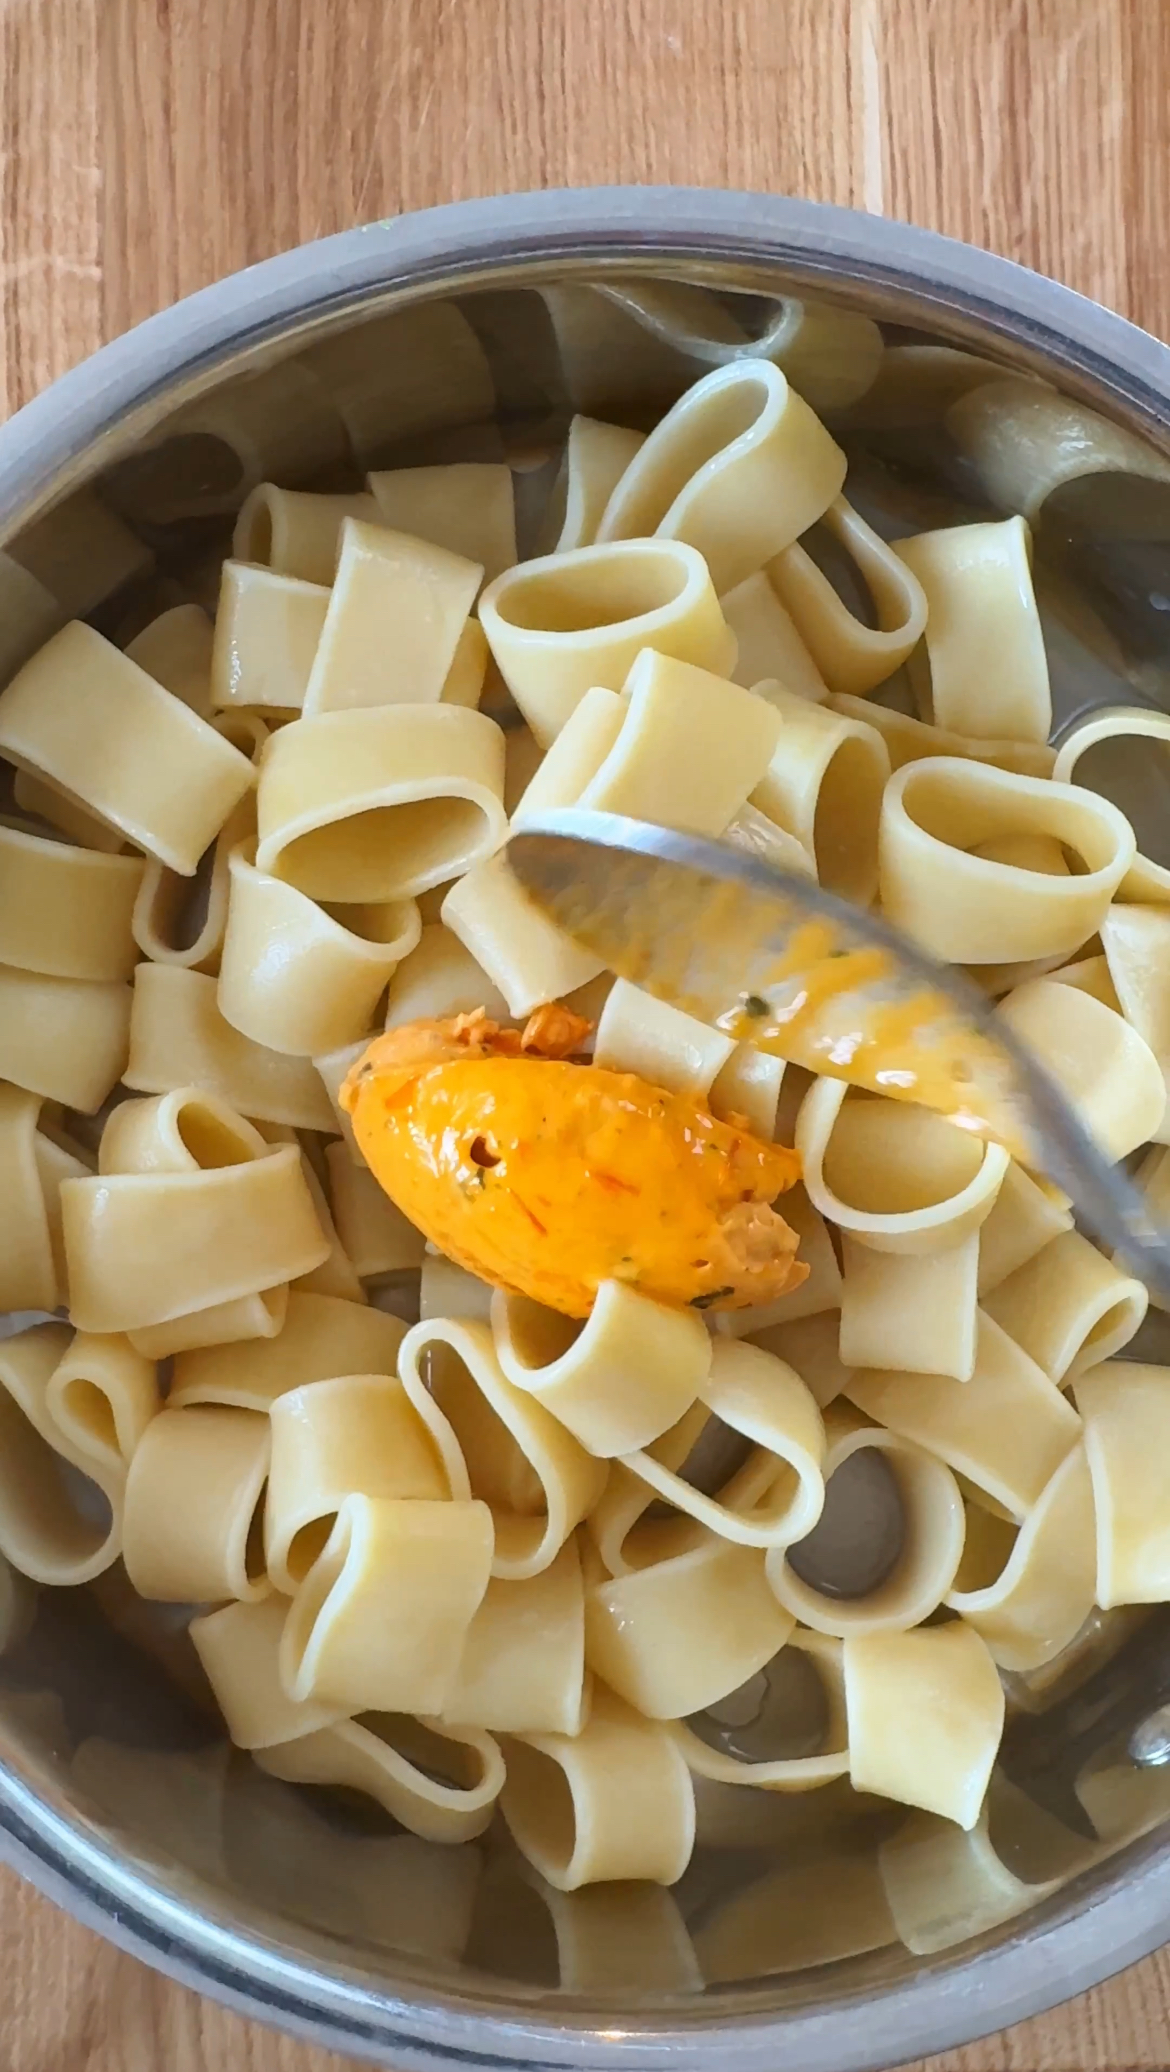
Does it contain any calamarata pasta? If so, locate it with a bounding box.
[1,353,1169,1908]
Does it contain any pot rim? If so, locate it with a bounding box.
[1,183,1169,2071]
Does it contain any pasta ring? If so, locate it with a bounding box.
[879,757,1135,964]
[478,539,734,747]
[0,1324,124,1587]
[219,843,420,1057]
[255,704,507,904]
[797,1077,1008,1256]
[1052,705,1170,903]
[257,1714,505,1846]
[122,1404,271,1604]
[280,1491,494,1715]
[398,1318,607,1580]
[620,1338,825,1552]
[767,1420,965,1636]
[768,496,928,696]
[664,1628,850,1790]
[595,359,846,594]
[946,1446,1097,1671]
[500,1685,695,1891]
[584,1533,794,1719]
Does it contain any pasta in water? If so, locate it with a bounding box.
[3,354,1170,1915]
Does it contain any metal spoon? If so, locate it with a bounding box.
[505,809,1170,1307]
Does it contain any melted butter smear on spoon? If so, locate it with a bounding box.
[505,810,1170,1306]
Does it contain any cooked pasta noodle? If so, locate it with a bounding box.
[0,1086,71,1313]
[286,1153,363,1306]
[838,1232,980,1382]
[126,964,337,1131]
[584,1535,794,1719]
[441,854,604,1017]
[367,463,516,584]
[0,622,254,875]
[219,844,420,1057]
[492,1279,711,1457]
[543,417,647,554]
[190,1595,350,1749]
[255,704,507,902]
[122,1403,270,1602]
[620,1339,825,1551]
[578,650,782,838]
[665,1627,850,1791]
[981,1229,1147,1385]
[845,1622,1004,1828]
[585,1439,709,1579]
[442,1538,587,1736]
[593,979,734,1099]
[946,1446,1097,1670]
[1131,1145,1170,1311]
[61,1139,329,1335]
[257,1713,505,1846]
[509,686,628,825]
[997,973,1166,1161]
[265,1371,453,1593]
[0,824,143,983]
[798,1079,1008,1255]
[169,1290,404,1411]
[46,1330,160,1476]
[303,520,482,715]
[848,1312,1082,1521]
[879,759,1134,964]
[232,485,380,585]
[768,497,928,696]
[210,561,330,715]
[1052,707,1170,903]
[383,923,512,1029]
[768,1417,965,1635]
[947,378,1170,523]
[126,604,215,715]
[1075,1363,1170,1606]
[1099,904,1170,1133]
[420,1252,494,1322]
[595,360,846,594]
[0,964,131,1113]
[747,1310,853,1410]
[11,766,127,852]
[398,1318,607,1580]
[131,786,256,974]
[0,1324,124,1586]
[893,519,1051,741]
[719,571,828,702]
[830,696,1057,779]
[976,1161,1074,1294]
[324,1140,427,1277]
[749,686,890,902]
[478,540,734,747]
[500,1685,695,1891]
[280,1491,494,1714]
[709,1040,785,1141]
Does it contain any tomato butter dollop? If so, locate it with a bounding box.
[340,1008,807,1320]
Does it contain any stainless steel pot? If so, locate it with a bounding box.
[2,187,1170,2072]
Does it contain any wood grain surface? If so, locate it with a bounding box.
[1,1,1168,2066]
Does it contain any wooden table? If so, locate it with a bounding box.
[1,0,1169,2064]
